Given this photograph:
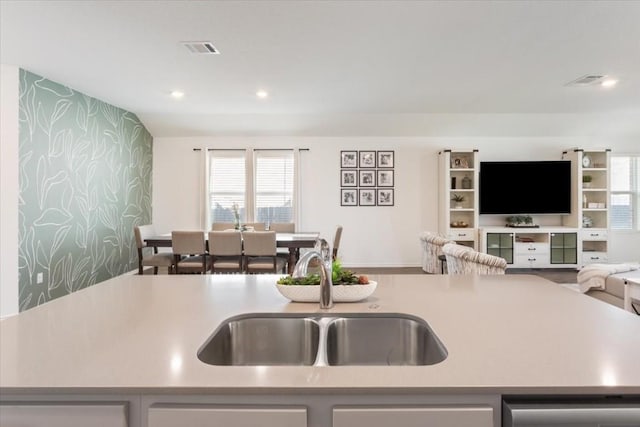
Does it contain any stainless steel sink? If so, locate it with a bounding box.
[198,313,447,366]
[197,314,320,366]
[325,314,448,366]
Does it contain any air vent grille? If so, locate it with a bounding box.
[565,75,605,87]
[181,41,220,55]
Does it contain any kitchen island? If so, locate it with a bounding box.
[1,273,639,426]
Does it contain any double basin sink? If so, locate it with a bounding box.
[197,313,447,366]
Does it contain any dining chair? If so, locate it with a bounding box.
[268,222,295,264]
[242,222,266,231]
[207,231,243,273]
[172,231,212,274]
[242,231,286,274]
[134,225,175,274]
[268,222,295,233]
[211,222,235,231]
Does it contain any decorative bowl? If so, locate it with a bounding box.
[276,281,377,303]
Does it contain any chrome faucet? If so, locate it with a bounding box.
[292,238,333,309]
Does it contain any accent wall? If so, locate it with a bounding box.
[18,70,152,311]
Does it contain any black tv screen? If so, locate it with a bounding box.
[479,161,571,215]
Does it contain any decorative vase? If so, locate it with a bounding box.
[462,175,472,189]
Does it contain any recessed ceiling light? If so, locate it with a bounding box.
[601,79,618,88]
[171,90,184,99]
[256,90,268,99]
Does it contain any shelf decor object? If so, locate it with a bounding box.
[505,215,539,228]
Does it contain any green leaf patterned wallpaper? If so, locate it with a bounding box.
[18,70,152,311]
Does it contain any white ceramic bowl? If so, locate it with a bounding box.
[276,281,377,303]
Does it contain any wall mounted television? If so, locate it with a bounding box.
[479,161,571,215]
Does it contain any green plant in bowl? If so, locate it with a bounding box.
[277,259,369,286]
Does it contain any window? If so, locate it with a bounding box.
[254,150,294,223]
[208,149,297,226]
[610,155,640,230]
[209,150,246,223]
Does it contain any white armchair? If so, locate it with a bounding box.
[419,232,456,274]
[442,243,507,275]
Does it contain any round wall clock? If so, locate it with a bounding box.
[582,155,592,168]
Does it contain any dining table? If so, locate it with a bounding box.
[144,232,320,275]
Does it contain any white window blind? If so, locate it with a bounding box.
[610,155,640,230]
[254,150,294,224]
[209,150,246,223]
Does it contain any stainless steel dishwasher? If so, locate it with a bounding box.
[503,397,640,426]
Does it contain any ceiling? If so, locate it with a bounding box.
[2,0,640,138]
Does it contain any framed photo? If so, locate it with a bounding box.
[377,189,394,206]
[341,189,357,206]
[377,169,394,187]
[359,189,376,206]
[340,150,357,168]
[451,156,469,169]
[377,150,394,168]
[359,170,376,187]
[340,169,357,187]
[359,151,376,168]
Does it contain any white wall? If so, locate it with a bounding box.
[0,64,20,318]
[153,136,640,267]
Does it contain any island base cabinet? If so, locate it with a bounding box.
[333,405,493,427]
[0,403,128,427]
[148,405,307,427]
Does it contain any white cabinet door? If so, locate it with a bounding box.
[0,403,127,427]
[333,405,493,427]
[148,405,306,427]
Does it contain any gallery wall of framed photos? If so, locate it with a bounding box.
[340,150,394,207]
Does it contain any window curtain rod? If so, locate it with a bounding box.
[193,148,310,151]
[192,148,311,151]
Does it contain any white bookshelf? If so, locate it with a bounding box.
[438,149,479,249]
[562,148,611,266]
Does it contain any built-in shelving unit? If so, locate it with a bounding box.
[439,147,612,270]
[562,148,611,266]
[438,149,479,249]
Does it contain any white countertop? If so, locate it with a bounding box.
[1,273,639,394]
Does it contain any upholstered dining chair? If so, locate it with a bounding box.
[207,231,243,273]
[268,222,295,233]
[442,243,507,275]
[134,225,175,274]
[268,222,295,263]
[242,231,286,274]
[242,222,266,231]
[172,231,212,274]
[419,232,456,274]
[211,222,236,231]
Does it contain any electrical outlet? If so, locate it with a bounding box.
[37,272,43,284]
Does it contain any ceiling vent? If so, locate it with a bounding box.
[565,74,606,87]
[181,41,220,55]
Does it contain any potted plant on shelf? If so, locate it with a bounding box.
[506,215,535,228]
[582,175,593,188]
[451,193,465,209]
